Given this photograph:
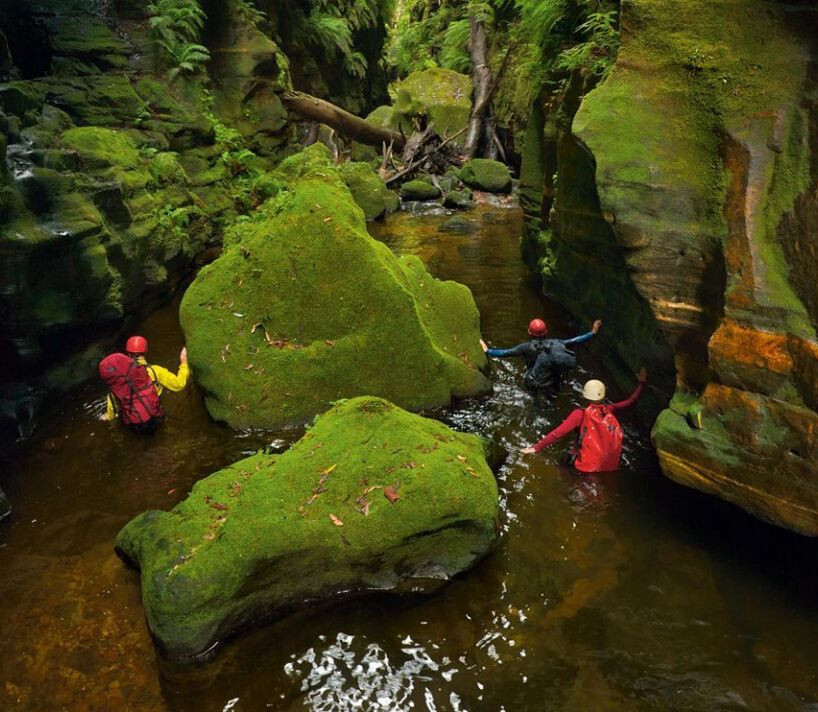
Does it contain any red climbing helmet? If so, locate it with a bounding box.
[125,335,148,355]
[527,319,548,337]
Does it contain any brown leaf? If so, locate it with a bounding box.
[251,323,264,334]
[384,486,400,504]
[325,339,336,346]
[465,467,479,478]
[167,488,177,495]
[244,363,254,370]
[362,485,381,495]
[210,502,229,511]
[329,514,344,526]
[403,462,417,470]
[359,501,371,516]
[456,455,467,463]
[323,216,333,223]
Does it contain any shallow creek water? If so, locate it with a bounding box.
[2,203,818,711]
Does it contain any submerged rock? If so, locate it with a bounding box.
[338,161,399,220]
[116,396,499,661]
[440,216,477,233]
[459,159,512,194]
[180,145,488,428]
[400,179,441,201]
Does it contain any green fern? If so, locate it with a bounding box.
[148,0,210,78]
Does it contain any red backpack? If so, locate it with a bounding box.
[99,353,163,426]
[575,403,623,473]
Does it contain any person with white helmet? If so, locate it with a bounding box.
[521,368,648,472]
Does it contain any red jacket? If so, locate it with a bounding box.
[531,382,645,453]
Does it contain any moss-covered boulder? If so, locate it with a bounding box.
[444,189,474,210]
[116,396,499,660]
[392,69,472,146]
[338,161,399,220]
[459,159,512,194]
[400,179,442,201]
[180,145,488,428]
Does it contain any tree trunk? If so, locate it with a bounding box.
[281,91,406,151]
[463,14,492,159]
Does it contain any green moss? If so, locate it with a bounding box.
[116,396,499,660]
[338,161,398,221]
[180,144,488,428]
[459,159,512,194]
[148,152,189,186]
[399,179,441,201]
[392,69,472,144]
[60,127,141,169]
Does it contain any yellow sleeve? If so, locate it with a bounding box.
[105,393,116,420]
[150,362,189,392]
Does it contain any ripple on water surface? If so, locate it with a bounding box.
[1,205,818,711]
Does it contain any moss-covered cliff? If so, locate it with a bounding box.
[523,0,818,534]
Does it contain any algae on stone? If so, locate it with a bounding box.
[400,179,442,201]
[338,161,398,220]
[116,396,499,660]
[459,159,512,194]
[180,144,488,428]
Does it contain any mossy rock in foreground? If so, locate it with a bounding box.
[116,396,500,660]
[180,144,488,428]
[459,159,512,194]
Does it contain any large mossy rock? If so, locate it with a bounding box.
[338,161,399,220]
[459,159,512,194]
[180,145,488,428]
[116,396,499,660]
[391,69,472,146]
[525,0,818,534]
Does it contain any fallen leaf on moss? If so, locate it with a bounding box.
[384,486,400,503]
[244,363,254,370]
[456,455,467,463]
[465,467,479,477]
[329,514,344,526]
[325,339,336,346]
[403,462,417,469]
[320,463,338,476]
[210,502,229,511]
[167,488,176,495]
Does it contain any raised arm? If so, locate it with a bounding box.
[482,341,531,358]
[608,368,647,413]
[562,319,602,347]
[522,409,585,453]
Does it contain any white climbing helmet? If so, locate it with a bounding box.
[582,379,606,402]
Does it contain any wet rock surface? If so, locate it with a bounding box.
[116,396,499,661]
[459,159,512,194]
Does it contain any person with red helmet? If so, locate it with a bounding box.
[101,335,189,429]
[479,317,602,391]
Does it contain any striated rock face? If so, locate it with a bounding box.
[180,145,489,429]
[116,396,499,661]
[526,0,818,534]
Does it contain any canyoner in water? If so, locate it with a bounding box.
[521,368,647,472]
[480,318,602,392]
[99,336,189,432]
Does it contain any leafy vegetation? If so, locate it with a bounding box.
[387,0,620,131]
[147,0,211,79]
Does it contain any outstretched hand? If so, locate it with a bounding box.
[479,338,489,353]
[180,347,188,364]
[521,446,536,455]
[637,367,647,383]
[592,319,603,334]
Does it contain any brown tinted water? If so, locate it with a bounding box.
[2,203,818,711]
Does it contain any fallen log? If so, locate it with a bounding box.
[280,91,406,151]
